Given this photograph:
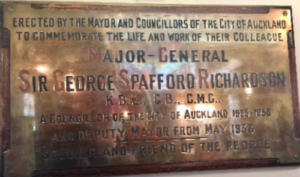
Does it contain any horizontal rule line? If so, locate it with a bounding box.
[114,137,208,143]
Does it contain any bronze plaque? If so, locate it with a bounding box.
[0,2,300,177]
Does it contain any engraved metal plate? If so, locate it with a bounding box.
[0,2,300,177]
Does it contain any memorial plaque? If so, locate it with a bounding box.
[0,2,300,177]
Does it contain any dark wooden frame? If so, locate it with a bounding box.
[0,2,299,177]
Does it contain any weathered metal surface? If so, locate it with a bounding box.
[0,2,299,177]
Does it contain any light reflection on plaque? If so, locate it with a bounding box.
[23,93,36,117]
[36,66,48,73]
